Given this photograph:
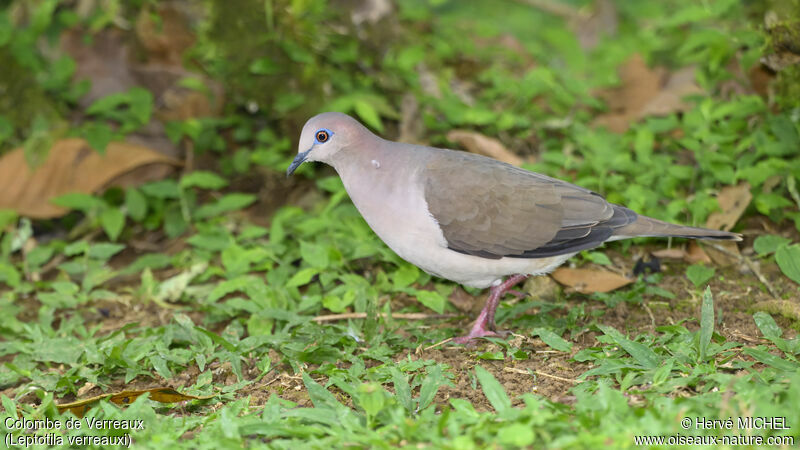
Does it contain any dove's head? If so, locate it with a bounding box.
[287,112,372,176]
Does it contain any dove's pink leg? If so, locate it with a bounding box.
[452,274,529,344]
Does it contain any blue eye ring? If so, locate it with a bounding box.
[314,128,333,144]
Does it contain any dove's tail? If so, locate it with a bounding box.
[612,214,742,241]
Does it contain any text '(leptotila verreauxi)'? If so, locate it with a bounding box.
[287,112,741,343]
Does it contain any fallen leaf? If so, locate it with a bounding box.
[651,248,686,259]
[550,267,633,294]
[706,182,752,231]
[593,54,664,133]
[447,130,524,166]
[135,4,195,65]
[705,240,741,267]
[639,66,703,117]
[57,388,213,417]
[0,139,180,218]
[686,241,712,264]
[447,286,475,313]
[523,274,560,300]
[593,54,704,133]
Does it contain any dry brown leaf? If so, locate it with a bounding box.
[706,182,752,231]
[0,139,180,218]
[593,54,704,133]
[523,275,560,300]
[447,130,524,166]
[135,4,195,65]
[705,240,741,267]
[639,66,703,117]
[57,388,213,417]
[651,248,687,259]
[447,286,475,313]
[550,267,633,294]
[593,54,664,133]
[686,241,712,264]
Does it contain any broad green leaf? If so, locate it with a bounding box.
[698,287,714,361]
[392,264,419,289]
[180,171,228,189]
[532,328,572,352]
[742,347,798,371]
[87,243,125,260]
[597,325,659,369]
[125,188,147,221]
[286,268,319,288]
[418,364,445,410]
[753,311,782,340]
[302,372,342,411]
[753,235,790,256]
[100,208,125,241]
[194,193,257,219]
[354,100,384,132]
[83,122,113,153]
[775,244,800,284]
[390,368,413,413]
[686,264,715,287]
[474,365,511,416]
[51,193,106,212]
[414,290,445,313]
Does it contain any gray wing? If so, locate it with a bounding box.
[422,149,637,259]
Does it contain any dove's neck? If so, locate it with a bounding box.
[331,140,430,226]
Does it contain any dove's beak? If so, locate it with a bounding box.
[286,149,311,177]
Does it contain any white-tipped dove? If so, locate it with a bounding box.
[287,112,741,343]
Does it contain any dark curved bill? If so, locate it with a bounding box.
[286,149,311,176]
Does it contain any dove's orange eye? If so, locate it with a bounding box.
[315,130,330,143]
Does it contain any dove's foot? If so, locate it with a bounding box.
[453,274,529,345]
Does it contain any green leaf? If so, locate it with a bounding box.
[753,235,791,256]
[414,290,445,313]
[686,264,715,287]
[88,243,125,260]
[83,122,114,153]
[194,194,257,219]
[392,264,419,289]
[474,365,511,416]
[597,325,659,369]
[499,423,535,447]
[1,395,16,417]
[753,311,782,340]
[286,268,319,288]
[390,368,413,413]
[302,372,341,410]
[775,244,800,284]
[299,241,329,269]
[100,208,125,241]
[50,193,106,212]
[125,188,147,221]
[742,347,798,371]
[354,100,384,132]
[180,171,229,189]
[698,287,714,362]
[532,328,573,352]
[418,364,445,410]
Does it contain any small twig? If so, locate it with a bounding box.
[422,337,454,352]
[642,302,656,331]
[503,366,581,384]
[708,243,779,299]
[312,312,455,323]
